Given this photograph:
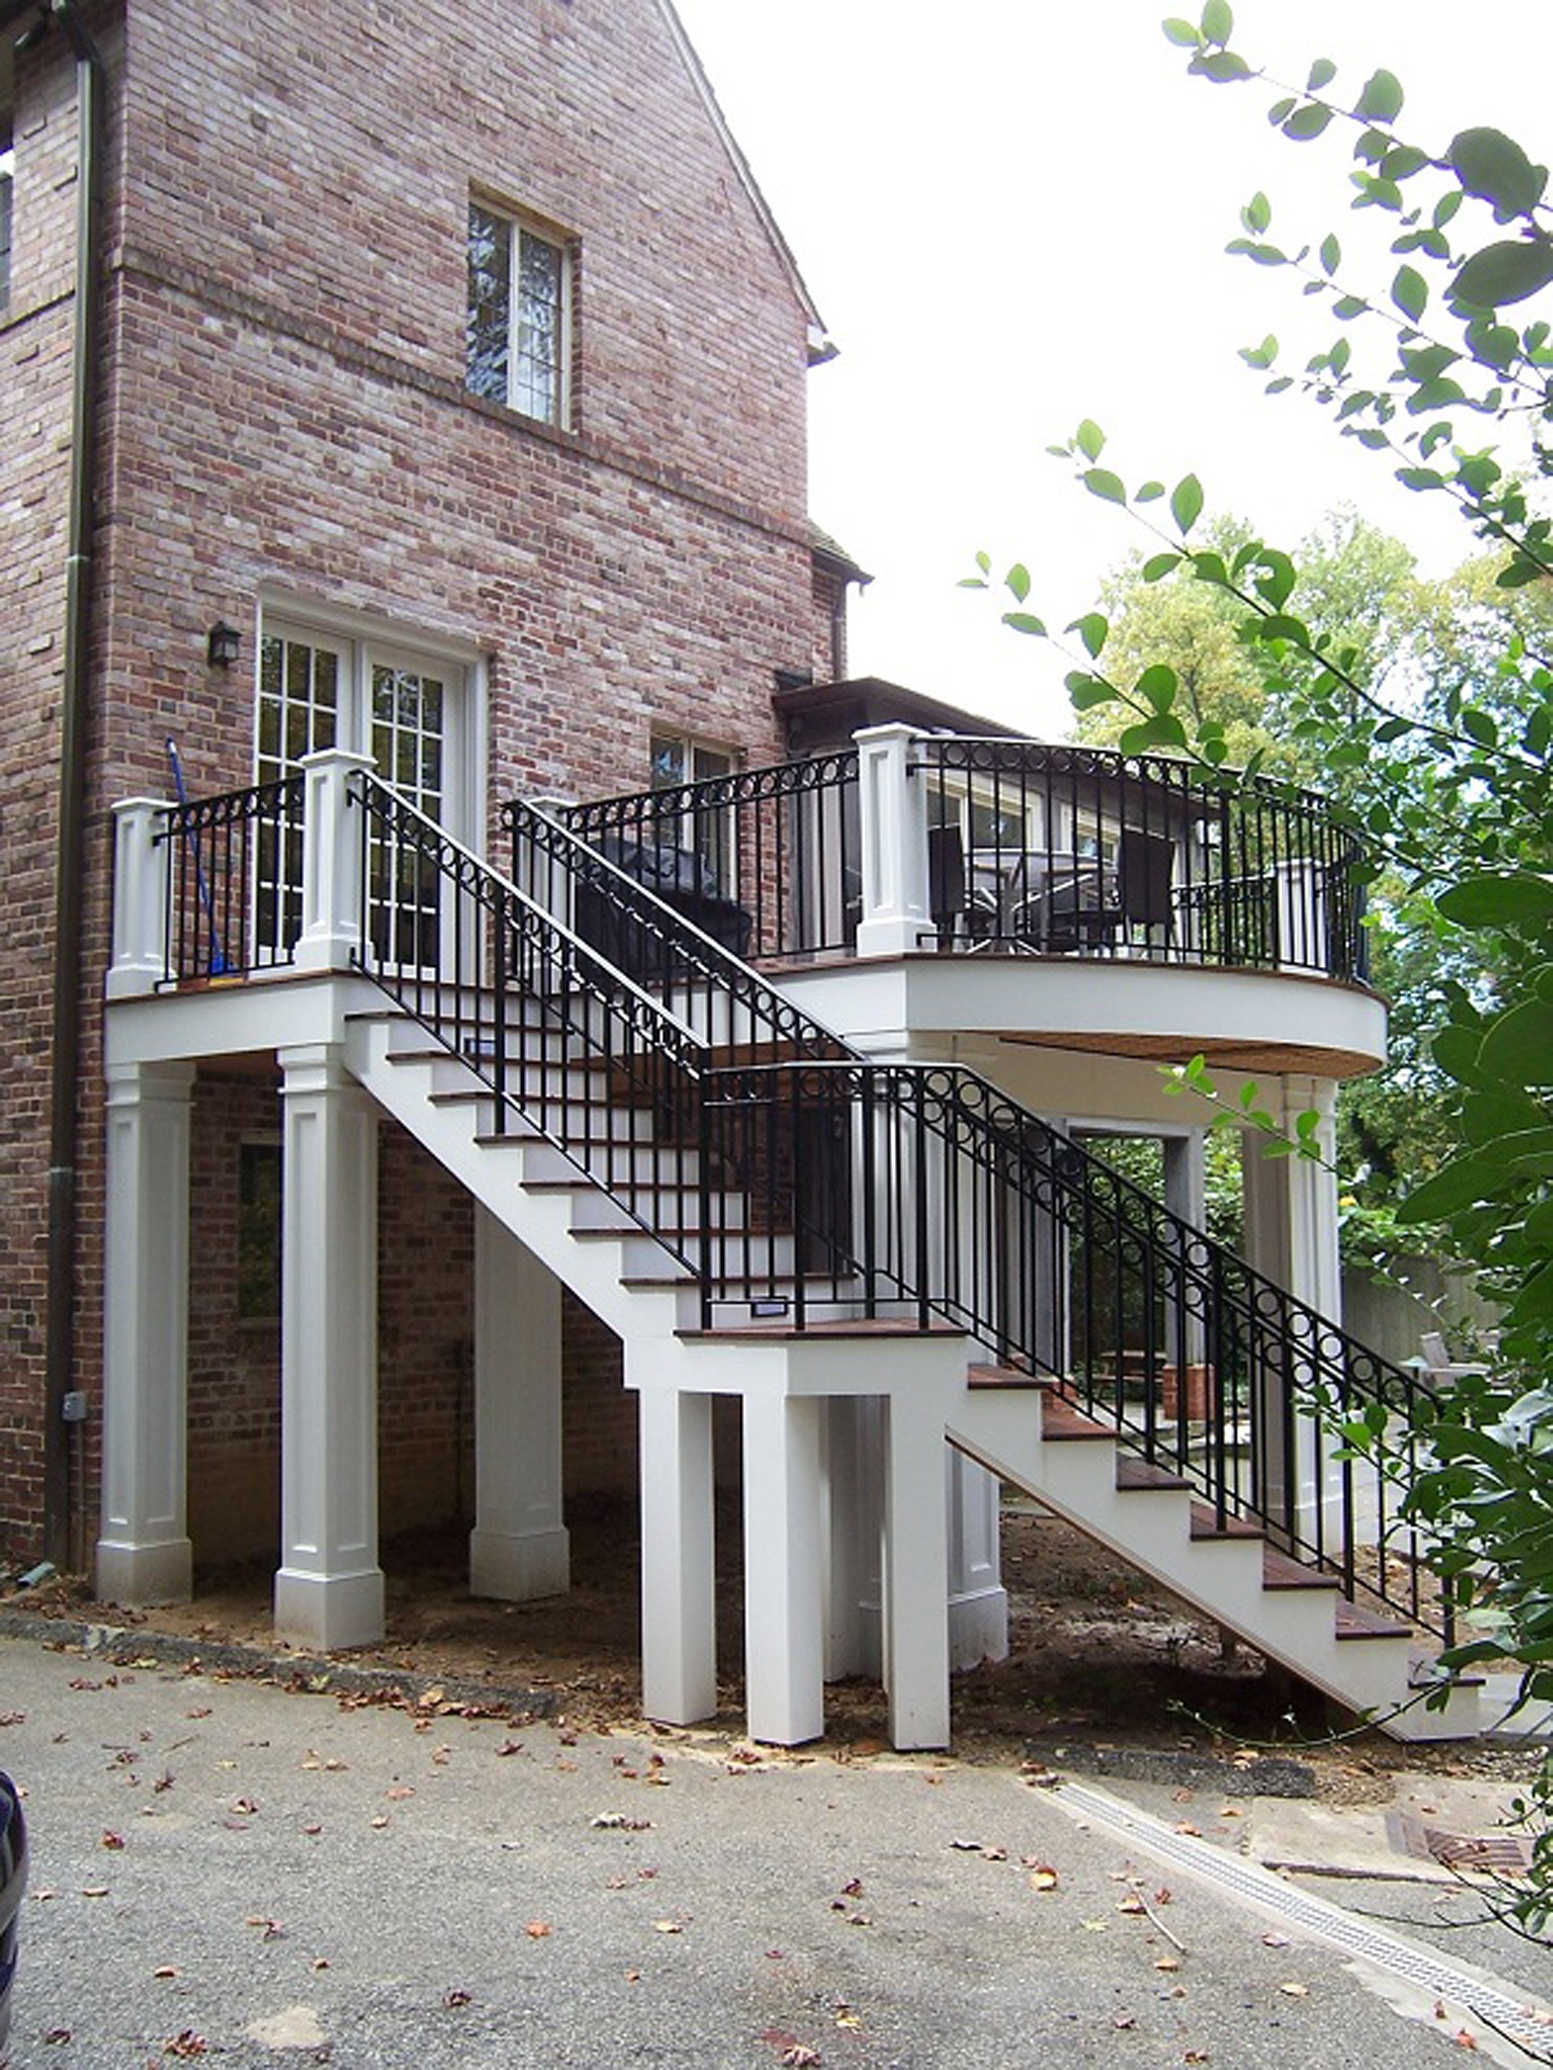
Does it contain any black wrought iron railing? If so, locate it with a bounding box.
[560,736,1370,982]
[558,748,861,962]
[158,776,305,983]
[502,794,1443,1639]
[914,738,1369,979]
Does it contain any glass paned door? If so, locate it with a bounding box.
[254,631,343,963]
[369,660,449,969]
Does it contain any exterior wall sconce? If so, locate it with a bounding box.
[207,621,242,668]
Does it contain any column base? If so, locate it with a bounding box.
[469,1525,570,1603]
[273,1565,385,1651]
[95,1536,193,1607]
[948,1583,1009,1671]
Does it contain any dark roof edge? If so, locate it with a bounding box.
[773,675,1025,742]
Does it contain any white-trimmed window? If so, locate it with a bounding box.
[254,610,483,963]
[0,145,14,310]
[466,199,571,426]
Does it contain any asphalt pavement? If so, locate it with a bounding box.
[0,1632,1546,2069]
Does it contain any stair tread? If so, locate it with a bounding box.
[1262,1545,1341,1592]
[1115,1457,1189,1492]
[1336,1598,1415,1641]
[677,1318,963,1344]
[1188,1502,1265,1542]
[1038,1396,1113,1441]
[966,1363,1046,1392]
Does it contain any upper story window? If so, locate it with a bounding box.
[1,146,14,312]
[466,199,571,427]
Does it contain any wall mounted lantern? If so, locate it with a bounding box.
[207,621,242,669]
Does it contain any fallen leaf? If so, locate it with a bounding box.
[231,1797,259,1816]
[1454,2035,1478,2052]
[780,2049,822,2069]
[495,1740,524,1757]
[1117,1895,1145,1915]
[152,1966,180,1980]
[625,1968,641,1983]
[1081,1919,1110,1932]
[1155,1956,1181,1972]
[1261,1932,1290,1949]
[1279,1982,1310,1998]
[840,1878,864,1899]
[369,1816,390,1830]
[652,1918,686,1934]
[102,1830,125,1850]
[44,2028,72,2044]
[525,1920,552,1939]
[311,1957,330,1971]
[1029,1865,1060,1892]
[81,1885,110,1899]
[1173,1822,1203,1837]
[1185,2052,1209,2064]
[301,1822,322,1836]
[385,1785,415,1801]
[164,2033,208,2059]
[1113,2013,1136,2030]
[443,1988,472,2008]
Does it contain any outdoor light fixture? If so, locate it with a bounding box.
[207,621,241,669]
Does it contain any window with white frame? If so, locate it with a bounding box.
[650,734,735,884]
[1,145,14,311]
[254,615,479,966]
[466,199,571,426]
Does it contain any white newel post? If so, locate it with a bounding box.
[854,724,932,958]
[273,1042,385,1649]
[96,1061,196,1604]
[637,1385,718,1727]
[469,1206,570,1601]
[106,799,172,1000]
[294,748,374,974]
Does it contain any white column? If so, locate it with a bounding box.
[823,1397,882,1680]
[294,748,374,974]
[273,1043,385,1649]
[96,1062,195,1604]
[854,724,932,958]
[1240,1078,1343,1542]
[638,1387,717,1726]
[947,1450,1008,1669]
[881,1392,951,1749]
[742,1392,826,1745]
[106,800,172,999]
[469,1206,570,1600]
[1164,1130,1208,1369]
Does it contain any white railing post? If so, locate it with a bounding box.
[854,724,932,957]
[106,798,172,999]
[295,748,375,973]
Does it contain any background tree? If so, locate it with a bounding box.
[970,1,1553,1939]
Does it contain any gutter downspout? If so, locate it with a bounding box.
[44,0,105,1570]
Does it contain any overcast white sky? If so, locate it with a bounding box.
[672,1,1553,738]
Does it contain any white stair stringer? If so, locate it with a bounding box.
[947,1376,1482,1744]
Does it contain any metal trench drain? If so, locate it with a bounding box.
[1050,1778,1553,2057]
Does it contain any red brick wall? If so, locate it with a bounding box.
[1,0,828,1565]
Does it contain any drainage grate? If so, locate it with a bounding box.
[1387,1811,1536,1877]
[1053,1778,1553,2056]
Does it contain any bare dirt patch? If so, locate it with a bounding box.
[5,1495,1534,1800]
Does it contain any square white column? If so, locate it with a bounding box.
[638,1386,717,1726]
[273,1043,385,1650]
[947,1449,1008,1671]
[882,1392,951,1749]
[469,1205,570,1600]
[742,1393,826,1746]
[96,1061,196,1604]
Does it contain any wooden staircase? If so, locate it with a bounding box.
[344,1002,1480,1744]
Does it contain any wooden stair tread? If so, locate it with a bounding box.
[1188,1502,1264,1542]
[966,1363,1046,1392]
[1037,1396,1113,1441]
[677,1318,963,1343]
[1335,1598,1414,1641]
[1115,1457,1189,1492]
[1261,1545,1341,1592]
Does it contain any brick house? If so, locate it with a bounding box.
[2,0,1478,1746]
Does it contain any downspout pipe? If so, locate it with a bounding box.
[40,0,106,1569]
